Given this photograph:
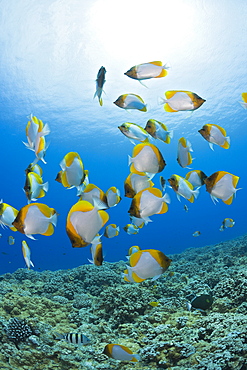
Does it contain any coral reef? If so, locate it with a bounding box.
[0,234,246,369]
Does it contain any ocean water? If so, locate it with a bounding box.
[0,0,246,274]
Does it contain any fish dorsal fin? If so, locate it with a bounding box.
[164,104,177,112]
[179,137,187,147]
[129,250,142,267]
[232,175,240,188]
[65,152,80,167]
[73,200,94,213]
[165,91,177,99]
[148,187,163,198]
[213,124,227,137]
[149,61,162,66]
[98,210,109,226]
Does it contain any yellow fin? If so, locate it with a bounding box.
[158,202,168,214]
[65,152,80,167]
[165,91,178,99]
[212,124,227,136]
[148,187,163,198]
[132,271,145,283]
[221,141,230,149]
[129,251,142,267]
[242,92,247,103]
[232,175,240,188]
[98,210,109,227]
[149,61,162,66]
[42,223,54,236]
[223,195,233,205]
[164,103,177,112]
[155,69,168,78]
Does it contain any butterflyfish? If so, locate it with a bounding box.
[12,203,58,240]
[56,152,87,196]
[124,172,154,198]
[204,171,240,205]
[124,61,168,81]
[168,174,200,203]
[103,344,141,362]
[8,236,15,245]
[0,200,19,231]
[128,245,141,256]
[185,170,207,188]
[160,90,206,112]
[145,119,173,144]
[79,183,107,206]
[160,176,166,191]
[55,333,90,345]
[113,94,147,112]
[184,205,189,212]
[118,122,151,144]
[123,249,172,283]
[128,187,170,220]
[177,137,193,168]
[192,231,201,237]
[105,186,121,208]
[220,218,235,231]
[22,240,34,269]
[123,224,139,235]
[88,235,103,266]
[240,92,247,109]
[24,172,49,203]
[104,224,120,238]
[94,66,106,106]
[25,163,43,177]
[198,124,230,150]
[23,114,50,151]
[66,199,109,248]
[128,141,166,177]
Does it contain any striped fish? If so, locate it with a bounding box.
[55,333,90,345]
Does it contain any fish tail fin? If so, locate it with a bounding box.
[128,155,133,166]
[132,354,141,362]
[43,181,49,193]
[99,98,103,106]
[193,187,200,199]
[158,97,166,105]
[40,123,50,137]
[162,192,171,204]
[22,141,34,150]
[50,212,58,226]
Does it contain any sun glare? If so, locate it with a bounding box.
[89,0,195,62]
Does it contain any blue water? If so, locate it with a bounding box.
[0,0,246,274]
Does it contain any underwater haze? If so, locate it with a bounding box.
[0,0,247,274]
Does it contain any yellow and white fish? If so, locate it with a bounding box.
[123,224,139,235]
[66,199,109,248]
[219,218,235,231]
[113,94,147,112]
[128,187,170,220]
[192,231,201,237]
[128,141,166,177]
[185,170,207,188]
[0,200,19,231]
[8,236,15,245]
[123,249,172,283]
[105,186,121,208]
[240,92,247,109]
[177,137,193,168]
[124,172,154,198]
[104,224,120,238]
[103,344,141,362]
[12,203,58,240]
[56,152,87,196]
[204,171,240,205]
[88,235,103,266]
[24,172,49,203]
[79,183,106,206]
[198,124,230,150]
[145,119,173,144]
[94,66,106,106]
[23,114,50,150]
[25,163,43,177]
[22,240,34,269]
[124,61,168,81]
[160,90,206,112]
[168,174,200,203]
[118,122,151,144]
[128,245,141,256]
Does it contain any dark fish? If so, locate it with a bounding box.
[94,66,106,106]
